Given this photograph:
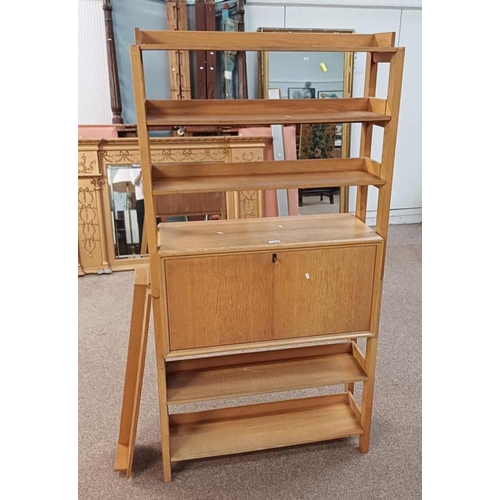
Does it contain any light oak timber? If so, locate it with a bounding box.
[168,341,354,372]
[165,252,273,350]
[136,30,397,52]
[351,49,380,392]
[374,31,395,47]
[372,52,394,63]
[272,246,376,340]
[146,98,390,127]
[347,341,366,394]
[356,52,379,224]
[131,43,173,483]
[352,340,366,371]
[153,170,384,194]
[368,96,388,115]
[158,214,382,257]
[366,61,405,449]
[165,245,377,350]
[165,331,374,360]
[152,157,378,179]
[365,158,382,177]
[121,29,406,480]
[359,232,386,453]
[376,48,405,252]
[359,338,378,454]
[167,342,367,405]
[151,158,385,194]
[114,267,151,477]
[348,391,362,421]
[169,393,364,462]
[130,45,159,297]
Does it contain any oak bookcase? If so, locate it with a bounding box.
[120,29,404,482]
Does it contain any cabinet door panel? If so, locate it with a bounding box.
[272,246,376,339]
[165,254,273,350]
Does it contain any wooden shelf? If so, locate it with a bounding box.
[167,342,367,405]
[152,158,384,195]
[170,393,363,462]
[166,332,373,360]
[146,98,390,127]
[158,213,382,257]
[136,30,398,53]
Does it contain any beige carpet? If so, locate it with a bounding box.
[298,191,341,216]
[78,223,421,499]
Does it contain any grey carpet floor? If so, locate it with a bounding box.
[78,223,421,500]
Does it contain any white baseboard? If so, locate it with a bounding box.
[363,207,422,226]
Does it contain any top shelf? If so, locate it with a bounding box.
[135,30,398,53]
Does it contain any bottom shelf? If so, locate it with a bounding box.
[170,393,363,462]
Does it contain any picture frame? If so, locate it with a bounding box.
[318,90,343,99]
[299,124,339,160]
[288,87,316,99]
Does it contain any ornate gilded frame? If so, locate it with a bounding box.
[78,137,268,275]
[257,27,354,213]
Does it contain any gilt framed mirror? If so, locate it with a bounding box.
[257,27,354,213]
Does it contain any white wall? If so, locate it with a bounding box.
[391,8,422,223]
[78,0,422,223]
[78,0,112,124]
[245,1,422,224]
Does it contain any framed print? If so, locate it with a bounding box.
[318,90,343,99]
[299,124,338,159]
[288,87,316,99]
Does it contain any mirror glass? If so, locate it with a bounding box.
[266,51,345,101]
[107,165,146,259]
[258,28,354,214]
[106,164,228,260]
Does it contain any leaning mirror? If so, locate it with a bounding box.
[257,27,354,213]
[107,164,146,260]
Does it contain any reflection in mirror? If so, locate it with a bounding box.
[265,51,345,101]
[257,28,354,214]
[107,165,145,259]
[107,164,228,260]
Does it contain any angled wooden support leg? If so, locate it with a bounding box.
[115,266,151,478]
[140,226,148,255]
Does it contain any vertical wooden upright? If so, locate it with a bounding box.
[115,267,151,477]
[130,32,173,482]
[359,46,405,452]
